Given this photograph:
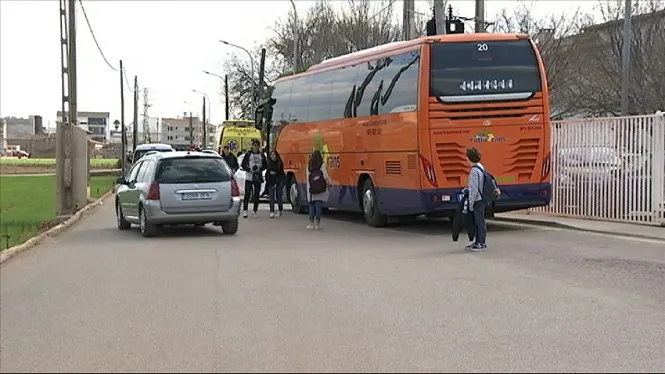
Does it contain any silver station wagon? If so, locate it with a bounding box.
[115,151,241,237]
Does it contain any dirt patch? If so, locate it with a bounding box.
[38,220,60,232]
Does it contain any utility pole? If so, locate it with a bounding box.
[474,0,486,33]
[202,96,207,149]
[132,75,139,150]
[257,48,266,106]
[620,0,632,116]
[289,0,299,73]
[188,112,194,149]
[434,0,446,35]
[224,74,230,121]
[142,87,151,143]
[120,60,126,174]
[402,0,416,40]
[57,0,79,217]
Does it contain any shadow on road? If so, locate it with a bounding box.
[324,210,529,236]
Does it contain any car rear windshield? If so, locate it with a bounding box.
[430,40,542,99]
[155,157,231,184]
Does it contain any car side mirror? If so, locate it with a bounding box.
[116,177,126,185]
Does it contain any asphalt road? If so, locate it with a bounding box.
[1,199,664,373]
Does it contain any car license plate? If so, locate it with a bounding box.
[181,192,212,200]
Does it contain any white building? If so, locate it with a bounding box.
[56,111,110,142]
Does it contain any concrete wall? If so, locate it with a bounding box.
[6,137,57,158]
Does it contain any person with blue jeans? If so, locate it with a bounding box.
[306,150,331,230]
[466,147,488,251]
[266,150,285,218]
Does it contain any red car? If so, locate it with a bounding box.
[10,150,30,158]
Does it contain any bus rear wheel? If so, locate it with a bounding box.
[361,179,387,227]
[289,176,307,214]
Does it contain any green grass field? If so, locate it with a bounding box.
[0,158,119,168]
[0,175,116,251]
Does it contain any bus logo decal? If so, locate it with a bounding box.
[470,131,506,143]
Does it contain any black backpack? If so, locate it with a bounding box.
[473,165,500,203]
[308,168,327,194]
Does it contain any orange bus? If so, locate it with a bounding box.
[255,33,552,227]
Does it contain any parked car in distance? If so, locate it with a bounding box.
[131,143,174,164]
[200,149,220,156]
[115,151,241,237]
[8,150,30,158]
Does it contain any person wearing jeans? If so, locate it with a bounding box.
[266,150,285,218]
[466,147,487,251]
[306,150,331,230]
[240,140,267,218]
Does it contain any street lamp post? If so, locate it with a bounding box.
[289,0,299,73]
[192,89,211,149]
[219,40,257,117]
[203,70,230,122]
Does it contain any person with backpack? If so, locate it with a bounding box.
[466,147,500,252]
[241,139,267,218]
[306,150,331,230]
[266,150,285,218]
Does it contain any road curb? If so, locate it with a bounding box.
[0,189,115,265]
[493,216,665,242]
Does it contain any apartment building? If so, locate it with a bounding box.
[162,113,216,150]
[56,111,110,142]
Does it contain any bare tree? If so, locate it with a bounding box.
[334,0,401,53]
[488,2,592,119]
[268,0,339,74]
[221,44,279,119]
[570,0,665,115]
[267,0,402,74]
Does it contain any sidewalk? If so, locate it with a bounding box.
[493,212,665,241]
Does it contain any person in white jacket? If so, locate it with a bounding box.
[306,150,331,230]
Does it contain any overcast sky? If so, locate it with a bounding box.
[0,0,599,129]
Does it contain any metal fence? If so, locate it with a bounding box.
[529,113,665,226]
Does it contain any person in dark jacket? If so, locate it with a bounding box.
[240,139,267,218]
[220,145,239,172]
[266,150,285,218]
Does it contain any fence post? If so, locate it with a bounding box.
[652,112,665,226]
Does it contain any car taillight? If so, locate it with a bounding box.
[147,182,160,200]
[419,154,438,188]
[231,178,240,197]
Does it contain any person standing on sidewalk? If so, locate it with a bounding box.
[306,150,331,230]
[266,150,285,218]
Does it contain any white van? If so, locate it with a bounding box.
[131,143,174,163]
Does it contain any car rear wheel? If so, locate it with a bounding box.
[221,220,238,235]
[139,205,158,237]
[116,200,131,230]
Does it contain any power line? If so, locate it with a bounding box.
[77,0,118,71]
[123,68,134,93]
[79,0,135,94]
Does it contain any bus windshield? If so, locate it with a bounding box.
[430,39,541,102]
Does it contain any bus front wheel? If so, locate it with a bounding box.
[361,179,387,227]
[289,176,307,214]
